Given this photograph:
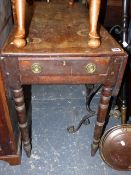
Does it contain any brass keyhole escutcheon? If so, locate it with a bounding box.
[85,63,96,74]
[31,63,42,74]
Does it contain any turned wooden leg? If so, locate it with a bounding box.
[13,0,26,48]
[91,86,112,156]
[13,88,31,157]
[88,0,101,48]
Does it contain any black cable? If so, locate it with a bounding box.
[67,84,102,133]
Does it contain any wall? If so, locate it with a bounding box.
[0,0,13,48]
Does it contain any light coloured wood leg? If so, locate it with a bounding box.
[88,0,101,48]
[13,0,26,48]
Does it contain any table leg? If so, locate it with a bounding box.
[88,0,101,48]
[91,86,112,156]
[13,87,31,157]
[13,0,26,48]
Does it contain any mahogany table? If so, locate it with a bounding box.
[0,1,127,164]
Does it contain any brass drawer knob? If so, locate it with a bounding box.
[85,63,96,74]
[31,63,42,74]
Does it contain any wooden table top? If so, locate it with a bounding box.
[1,1,125,57]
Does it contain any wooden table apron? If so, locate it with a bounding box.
[0,52,127,157]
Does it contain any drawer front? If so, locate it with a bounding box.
[19,58,110,76]
[72,59,110,75]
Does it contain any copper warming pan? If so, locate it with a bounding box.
[99,124,131,171]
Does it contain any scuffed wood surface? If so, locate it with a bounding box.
[2,1,125,56]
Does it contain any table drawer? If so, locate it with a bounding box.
[19,58,110,76]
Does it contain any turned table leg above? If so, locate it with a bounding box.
[12,0,101,49]
[13,0,26,48]
[91,86,112,156]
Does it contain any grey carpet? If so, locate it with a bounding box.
[0,85,130,175]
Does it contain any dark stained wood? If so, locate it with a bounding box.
[91,86,112,156]
[0,0,21,165]
[0,153,21,165]
[19,58,110,75]
[0,70,16,155]
[0,69,21,165]
[1,57,31,157]
[3,1,125,56]
[0,1,128,164]
[13,88,31,157]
